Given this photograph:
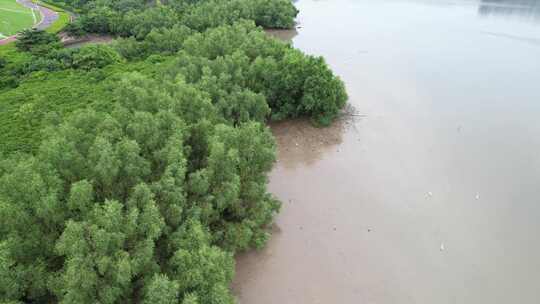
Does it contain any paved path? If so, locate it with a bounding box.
[0,0,59,45]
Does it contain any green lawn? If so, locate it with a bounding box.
[0,0,36,37]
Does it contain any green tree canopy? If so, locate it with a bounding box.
[0,72,280,303]
[0,1,348,303]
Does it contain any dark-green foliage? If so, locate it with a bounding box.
[183,0,298,31]
[112,21,346,125]
[15,29,61,53]
[171,22,347,125]
[62,0,297,37]
[71,44,123,70]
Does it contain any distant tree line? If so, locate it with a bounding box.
[64,0,298,36]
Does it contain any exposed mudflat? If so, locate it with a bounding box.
[63,34,114,48]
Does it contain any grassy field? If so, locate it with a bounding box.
[0,0,37,37]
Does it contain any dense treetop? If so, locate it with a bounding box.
[0,0,347,303]
[1,73,278,303]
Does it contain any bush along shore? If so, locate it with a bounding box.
[0,0,347,303]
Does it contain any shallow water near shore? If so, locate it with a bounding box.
[234,0,540,303]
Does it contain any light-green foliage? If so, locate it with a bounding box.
[173,22,347,125]
[1,22,346,155]
[0,57,166,154]
[0,72,280,303]
[0,0,348,303]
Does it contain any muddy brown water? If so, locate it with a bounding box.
[234,0,540,303]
